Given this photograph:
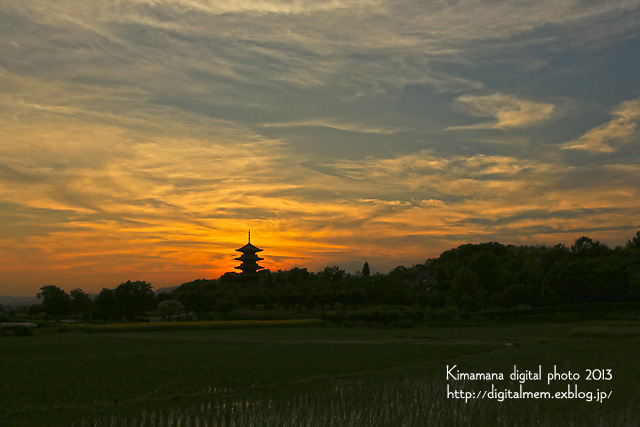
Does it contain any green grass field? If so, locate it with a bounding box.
[1,321,639,426]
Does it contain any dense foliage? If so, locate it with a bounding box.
[14,232,639,321]
[169,233,639,317]
[30,280,155,321]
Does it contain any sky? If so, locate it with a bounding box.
[1,1,639,296]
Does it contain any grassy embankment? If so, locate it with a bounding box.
[1,320,639,426]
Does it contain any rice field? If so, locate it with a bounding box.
[75,376,640,427]
[2,321,639,426]
[69,318,322,333]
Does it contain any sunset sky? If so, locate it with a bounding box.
[1,1,639,296]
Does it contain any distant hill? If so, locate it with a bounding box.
[154,286,178,296]
[0,296,40,308]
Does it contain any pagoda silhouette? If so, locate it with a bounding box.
[235,231,264,275]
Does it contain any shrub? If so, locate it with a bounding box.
[1,324,35,336]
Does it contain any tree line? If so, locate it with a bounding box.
[20,232,640,322]
[31,280,158,321]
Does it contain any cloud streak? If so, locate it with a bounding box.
[451,93,556,130]
[561,97,640,152]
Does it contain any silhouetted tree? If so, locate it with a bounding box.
[322,266,346,282]
[571,236,608,257]
[28,304,43,317]
[70,289,93,319]
[114,281,155,320]
[362,262,370,277]
[449,267,483,311]
[94,288,118,320]
[626,231,640,251]
[158,300,185,318]
[214,296,239,319]
[172,279,218,317]
[303,293,316,312]
[346,289,367,309]
[37,285,71,319]
[0,303,10,322]
[497,283,530,308]
[156,292,172,303]
[288,267,311,284]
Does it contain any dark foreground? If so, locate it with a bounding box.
[1,321,639,426]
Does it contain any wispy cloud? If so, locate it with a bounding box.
[561,97,640,152]
[261,118,401,135]
[450,93,556,130]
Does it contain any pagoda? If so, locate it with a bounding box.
[235,230,264,275]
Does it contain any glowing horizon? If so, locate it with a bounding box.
[1,1,639,296]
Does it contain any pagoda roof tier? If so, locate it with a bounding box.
[236,242,263,253]
[235,254,264,262]
[235,264,263,271]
